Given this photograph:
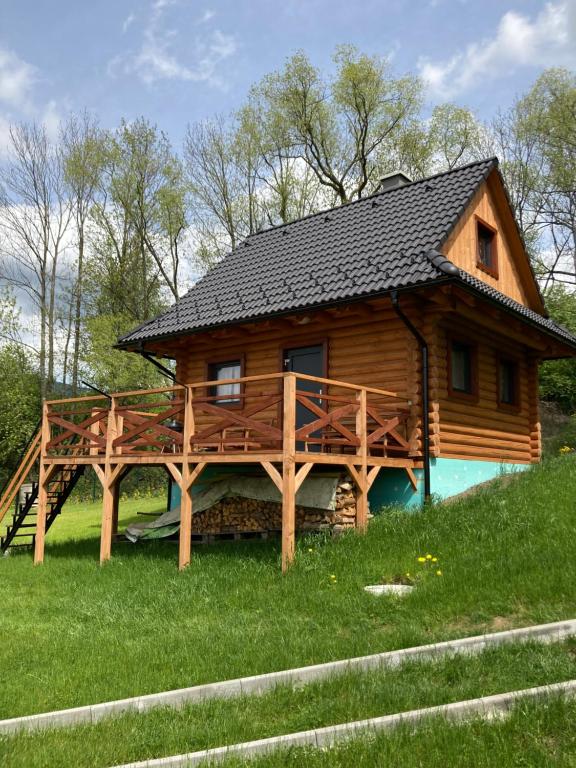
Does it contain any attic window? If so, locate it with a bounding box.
[476,217,498,278]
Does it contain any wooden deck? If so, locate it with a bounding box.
[35,373,419,571]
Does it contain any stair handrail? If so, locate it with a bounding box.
[0,426,42,526]
[0,416,41,498]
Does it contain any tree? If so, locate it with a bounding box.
[251,46,422,203]
[0,122,71,398]
[61,112,105,394]
[109,118,188,301]
[82,314,165,393]
[85,123,168,325]
[0,343,41,487]
[0,295,41,486]
[491,69,576,289]
[539,286,576,412]
[428,104,483,171]
[185,116,250,263]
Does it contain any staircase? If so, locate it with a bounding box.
[0,429,85,554]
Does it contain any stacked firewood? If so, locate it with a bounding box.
[192,474,366,535]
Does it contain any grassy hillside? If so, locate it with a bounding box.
[0,454,575,722]
[2,641,576,767]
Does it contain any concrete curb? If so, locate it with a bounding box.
[1,618,575,736]
[112,679,576,767]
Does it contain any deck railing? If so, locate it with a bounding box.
[43,374,414,461]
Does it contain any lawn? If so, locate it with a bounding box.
[0,454,575,765]
[2,641,576,767]
[224,696,576,768]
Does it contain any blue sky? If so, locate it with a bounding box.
[0,0,575,152]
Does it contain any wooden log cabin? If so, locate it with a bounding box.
[2,157,575,570]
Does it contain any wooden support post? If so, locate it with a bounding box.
[34,402,50,565]
[179,386,195,571]
[355,389,369,533]
[282,373,296,573]
[100,398,118,564]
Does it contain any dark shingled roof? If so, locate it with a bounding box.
[119,157,576,350]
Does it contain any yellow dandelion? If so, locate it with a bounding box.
[330,574,336,579]
[308,548,314,553]
[431,557,438,563]
[426,554,432,560]
[436,570,442,576]
[417,556,426,563]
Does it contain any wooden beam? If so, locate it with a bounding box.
[282,374,296,573]
[347,464,361,489]
[367,465,382,490]
[179,387,195,571]
[295,462,314,493]
[165,462,183,487]
[355,389,369,532]
[92,464,105,485]
[261,461,283,494]
[100,398,119,565]
[405,467,419,491]
[185,462,206,492]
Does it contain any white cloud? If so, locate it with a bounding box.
[419,1,576,98]
[0,46,36,110]
[41,100,62,141]
[0,47,66,157]
[109,0,237,87]
[0,114,12,159]
[122,13,136,33]
[199,9,215,24]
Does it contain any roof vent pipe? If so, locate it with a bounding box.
[375,171,412,192]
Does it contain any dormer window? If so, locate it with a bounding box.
[476,217,498,278]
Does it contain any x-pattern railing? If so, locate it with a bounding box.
[45,396,110,457]
[43,375,414,460]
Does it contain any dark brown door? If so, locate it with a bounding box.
[283,344,325,450]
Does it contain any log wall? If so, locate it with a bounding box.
[174,298,421,450]
[443,181,534,308]
[432,316,538,464]
[171,295,541,467]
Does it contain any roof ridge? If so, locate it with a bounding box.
[246,157,499,240]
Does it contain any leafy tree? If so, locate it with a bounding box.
[492,69,576,288]
[82,314,165,393]
[61,112,105,394]
[0,122,72,398]
[428,104,483,170]
[252,46,422,203]
[109,118,188,301]
[0,344,41,487]
[540,286,576,412]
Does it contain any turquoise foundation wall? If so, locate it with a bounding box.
[368,457,530,511]
[169,458,531,514]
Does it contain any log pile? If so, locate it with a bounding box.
[191,474,367,535]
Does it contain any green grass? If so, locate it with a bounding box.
[225,696,576,768]
[1,641,576,767]
[0,494,165,542]
[1,456,576,723]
